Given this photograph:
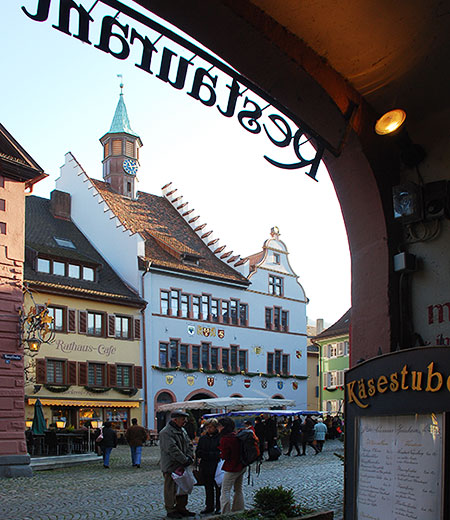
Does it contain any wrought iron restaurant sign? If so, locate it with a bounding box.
[22,0,327,180]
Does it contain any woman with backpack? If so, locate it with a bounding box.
[195,418,221,515]
[217,417,245,514]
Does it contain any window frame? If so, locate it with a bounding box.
[116,364,133,388]
[115,315,130,339]
[87,311,104,337]
[87,362,106,387]
[269,275,283,296]
[47,305,66,333]
[46,358,66,385]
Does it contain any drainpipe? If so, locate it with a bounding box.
[141,261,151,429]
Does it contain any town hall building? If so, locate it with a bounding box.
[54,90,309,429]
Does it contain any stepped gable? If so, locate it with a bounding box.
[24,195,144,306]
[91,179,249,285]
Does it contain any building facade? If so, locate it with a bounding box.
[314,309,350,413]
[55,92,309,429]
[0,124,46,477]
[24,192,146,435]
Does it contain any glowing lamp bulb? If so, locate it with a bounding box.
[375,109,406,135]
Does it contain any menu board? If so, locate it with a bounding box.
[357,414,443,520]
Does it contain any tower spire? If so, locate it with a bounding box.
[99,81,143,199]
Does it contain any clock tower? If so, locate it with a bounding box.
[100,84,142,198]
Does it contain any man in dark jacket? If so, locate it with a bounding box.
[285,416,302,456]
[301,416,320,455]
[98,421,117,468]
[125,418,147,468]
[159,410,195,519]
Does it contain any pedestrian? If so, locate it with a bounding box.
[184,414,197,441]
[314,418,328,452]
[264,415,278,455]
[125,418,148,468]
[98,421,117,468]
[217,417,245,514]
[284,416,302,456]
[254,416,265,460]
[301,416,320,455]
[195,418,221,515]
[159,409,195,519]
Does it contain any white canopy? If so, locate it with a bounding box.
[157,397,295,412]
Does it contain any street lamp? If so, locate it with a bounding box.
[26,337,41,352]
[55,420,66,429]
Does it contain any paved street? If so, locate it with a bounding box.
[0,440,343,520]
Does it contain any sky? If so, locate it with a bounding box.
[2,0,351,326]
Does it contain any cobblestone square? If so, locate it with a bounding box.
[0,440,343,520]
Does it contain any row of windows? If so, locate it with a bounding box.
[159,341,248,372]
[265,306,289,331]
[324,341,349,358]
[158,340,291,375]
[323,370,347,388]
[37,256,96,282]
[41,306,141,340]
[160,290,249,325]
[35,358,143,388]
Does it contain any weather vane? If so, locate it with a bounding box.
[117,74,124,94]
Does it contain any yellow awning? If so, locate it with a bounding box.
[28,398,140,408]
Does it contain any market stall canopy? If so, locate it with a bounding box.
[204,409,322,418]
[157,397,295,412]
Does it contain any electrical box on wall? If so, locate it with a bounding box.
[393,252,416,273]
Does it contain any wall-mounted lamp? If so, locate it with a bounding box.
[26,337,41,352]
[55,420,66,429]
[375,109,426,168]
[25,420,33,429]
[375,109,406,136]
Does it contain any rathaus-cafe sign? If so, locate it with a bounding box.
[21,0,336,181]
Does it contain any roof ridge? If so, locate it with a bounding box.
[162,182,249,270]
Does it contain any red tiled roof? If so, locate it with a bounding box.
[91,179,248,285]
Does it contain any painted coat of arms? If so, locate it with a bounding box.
[261,379,268,389]
[292,381,298,390]
[277,381,284,390]
[207,376,215,387]
[244,379,251,388]
[165,375,174,385]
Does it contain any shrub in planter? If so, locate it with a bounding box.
[240,485,315,519]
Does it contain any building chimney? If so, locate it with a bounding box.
[316,318,324,334]
[50,190,71,220]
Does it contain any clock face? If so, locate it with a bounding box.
[123,158,138,176]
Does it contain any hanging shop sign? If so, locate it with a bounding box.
[22,0,333,180]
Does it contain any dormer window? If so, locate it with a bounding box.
[36,256,96,281]
[54,237,76,249]
[182,253,200,266]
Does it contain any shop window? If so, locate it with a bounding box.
[88,363,105,386]
[87,312,103,336]
[46,359,66,384]
[269,275,283,296]
[115,316,130,339]
[116,365,132,387]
